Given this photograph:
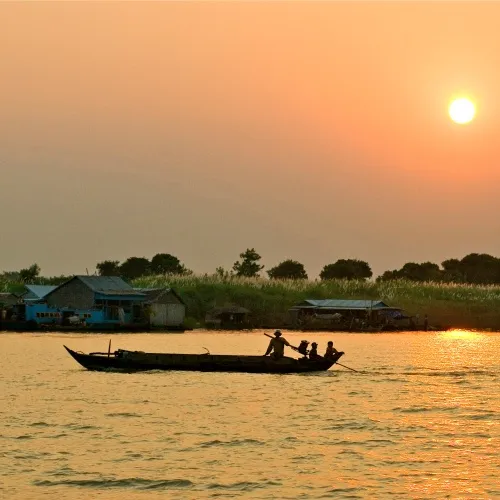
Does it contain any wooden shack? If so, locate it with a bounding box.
[205,305,251,329]
[134,288,186,330]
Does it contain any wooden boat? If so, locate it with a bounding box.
[63,346,344,374]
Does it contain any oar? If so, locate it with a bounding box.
[264,333,360,372]
[335,362,360,373]
[264,333,300,352]
[107,339,112,358]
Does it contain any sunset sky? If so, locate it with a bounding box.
[2,2,500,278]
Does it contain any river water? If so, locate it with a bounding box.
[1,330,499,499]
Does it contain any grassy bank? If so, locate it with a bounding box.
[3,274,500,329]
[135,275,500,330]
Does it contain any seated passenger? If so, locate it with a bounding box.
[298,340,309,357]
[324,341,339,359]
[309,342,321,360]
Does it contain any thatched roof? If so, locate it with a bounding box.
[133,287,185,305]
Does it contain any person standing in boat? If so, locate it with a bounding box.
[264,330,290,360]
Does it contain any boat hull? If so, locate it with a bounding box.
[64,346,343,374]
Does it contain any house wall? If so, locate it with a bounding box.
[150,303,185,327]
[46,279,95,309]
[24,303,60,323]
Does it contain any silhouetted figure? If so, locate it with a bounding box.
[298,340,309,357]
[424,314,429,331]
[264,330,290,360]
[324,341,339,359]
[309,342,320,360]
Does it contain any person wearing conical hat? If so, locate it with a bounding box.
[264,330,290,360]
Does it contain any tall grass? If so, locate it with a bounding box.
[135,275,500,329]
[3,273,500,328]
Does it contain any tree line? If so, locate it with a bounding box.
[97,249,500,284]
[4,250,500,285]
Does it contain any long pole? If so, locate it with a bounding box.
[264,332,299,351]
[335,362,360,373]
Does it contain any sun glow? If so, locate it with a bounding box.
[448,97,476,124]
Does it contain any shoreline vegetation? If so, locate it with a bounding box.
[4,274,500,330]
[134,275,500,330]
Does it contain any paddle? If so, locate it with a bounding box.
[335,362,360,373]
[263,333,360,372]
[263,332,300,352]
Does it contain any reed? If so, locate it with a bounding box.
[3,273,500,329]
[135,275,500,329]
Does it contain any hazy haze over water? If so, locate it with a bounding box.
[1,330,499,499]
[2,2,500,277]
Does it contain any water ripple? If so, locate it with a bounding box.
[2,331,500,500]
[34,477,195,490]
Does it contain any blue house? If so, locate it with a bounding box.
[6,285,60,325]
[21,285,58,302]
[43,276,147,328]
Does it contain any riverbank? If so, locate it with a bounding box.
[3,275,500,330]
[134,275,500,330]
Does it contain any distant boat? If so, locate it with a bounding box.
[63,346,344,374]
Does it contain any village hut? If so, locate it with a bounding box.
[205,305,251,329]
[134,288,186,329]
[287,299,408,330]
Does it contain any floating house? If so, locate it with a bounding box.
[0,293,19,322]
[134,288,186,329]
[1,276,188,332]
[205,305,251,329]
[287,299,409,331]
[0,293,19,307]
[41,276,147,328]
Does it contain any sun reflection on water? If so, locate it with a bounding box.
[442,328,481,340]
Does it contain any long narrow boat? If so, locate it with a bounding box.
[64,346,344,374]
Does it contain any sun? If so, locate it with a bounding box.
[449,97,476,124]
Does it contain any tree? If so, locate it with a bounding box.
[376,270,400,282]
[119,257,151,280]
[441,258,464,282]
[151,253,188,275]
[377,261,442,282]
[232,248,264,277]
[215,266,232,279]
[19,264,41,283]
[458,253,500,284]
[267,259,308,280]
[96,260,120,276]
[320,259,372,280]
[399,262,442,282]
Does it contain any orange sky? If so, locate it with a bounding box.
[1,2,499,278]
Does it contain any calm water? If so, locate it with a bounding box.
[1,330,499,499]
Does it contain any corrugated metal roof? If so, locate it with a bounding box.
[294,299,393,309]
[133,287,185,304]
[23,285,58,299]
[75,276,145,296]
